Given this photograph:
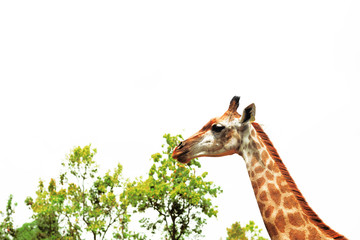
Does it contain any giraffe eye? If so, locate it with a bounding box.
[212,124,225,133]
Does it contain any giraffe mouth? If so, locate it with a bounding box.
[172,141,195,164]
[172,147,192,164]
[172,135,207,164]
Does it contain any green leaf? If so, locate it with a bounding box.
[125,133,222,240]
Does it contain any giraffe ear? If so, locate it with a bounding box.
[240,103,256,124]
[228,96,240,112]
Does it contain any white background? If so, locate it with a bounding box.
[1,1,359,239]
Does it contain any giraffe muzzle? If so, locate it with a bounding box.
[172,141,192,163]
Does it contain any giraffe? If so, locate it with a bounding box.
[172,96,347,240]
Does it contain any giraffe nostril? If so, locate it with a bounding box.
[177,141,184,149]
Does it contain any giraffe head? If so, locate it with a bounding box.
[172,96,256,164]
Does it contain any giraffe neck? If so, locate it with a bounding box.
[239,122,346,240]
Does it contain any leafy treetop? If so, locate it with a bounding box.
[126,133,222,240]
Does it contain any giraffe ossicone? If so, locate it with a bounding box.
[172,96,347,240]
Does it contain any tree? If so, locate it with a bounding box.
[14,216,61,240]
[26,145,138,239]
[126,134,222,240]
[226,220,268,240]
[24,178,66,239]
[0,194,61,240]
[0,194,17,239]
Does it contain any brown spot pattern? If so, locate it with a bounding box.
[267,160,280,173]
[288,212,305,227]
[250,180,258,196]
[253,151,260,163]
[250,140,258,150]
[251,129,255,137]
[259,191,268,202]
[264,222,278,237]
[257,201,266,213]
[261,150,269,162]
[283,195,298,209]
[251,156,258,167]
[289,229,306,239]
[256,177,266,189]
[254,166,265,174]
[267,161,275,171]
[275,210,286,233]
[276,177,289,193]
[265,171,274,181]
[265,206,274,218]
[268,183,281,205]
[307,226,322,240]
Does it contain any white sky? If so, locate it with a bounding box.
[1,1,359,239]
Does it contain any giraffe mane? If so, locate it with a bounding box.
[251,122,347,240]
